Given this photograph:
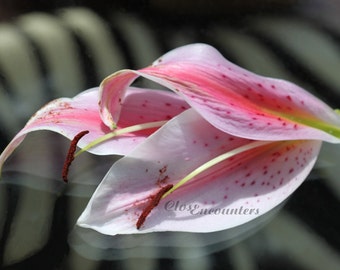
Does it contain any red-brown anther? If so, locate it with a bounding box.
[136,184,173,229]
[62,130,89,182]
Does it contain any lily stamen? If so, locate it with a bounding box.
[136,184,173,229]
[61,120,168,182]
[62,130,89,182]
[61,120,169,182]
[135,140,274,228]
[74,120,168,157]
[162,140,274,198]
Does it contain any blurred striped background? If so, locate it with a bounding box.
[1,1,340,269]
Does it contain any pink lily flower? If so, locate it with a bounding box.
[0,87,189,173]
[76,43,340,235]
[1,43,340,235]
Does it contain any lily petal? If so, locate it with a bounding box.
[0,87,189,171]
[100,43,340,143]
[77,109,321,235]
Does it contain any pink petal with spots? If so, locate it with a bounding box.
[118,87,189,128]
[0,87,189,171]
[100,43,340,143]
[77,109,321,235]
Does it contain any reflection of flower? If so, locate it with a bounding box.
[2,43,340,236]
